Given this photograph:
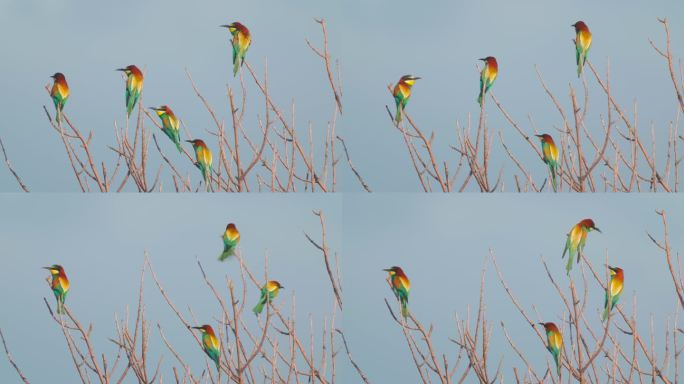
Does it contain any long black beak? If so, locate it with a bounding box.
[537,322,545,326]
[593,227,602,233]
[382,268,391,272]
[191,326,202,330]
[478,58,487,61]
[185,140,193,143]
[115,68,125,72]
[534,134,543,138]
[219,24,230,28]
[42,266,52,270]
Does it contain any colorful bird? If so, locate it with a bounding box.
[477,57,498,106]
[539,322,563,377]
[191,324,221,370]
[573,21,592,77]
[384,266,410,319]
[535,134,560,191]
[116,65,144,118]
[186,139,213,190]
[220,22,252,76]
[562,219,601,275]
[44,264,70,315]
[219,223,240,261]
[602,266,624,321]
[392,75,421,123]
[50,73,70,124]
[253,280,284,315]
[151,106,182,153]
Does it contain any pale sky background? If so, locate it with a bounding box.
[343,194,684,382]
[0,195,344,382]
[0,1,683,191]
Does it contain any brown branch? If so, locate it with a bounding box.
[306,18,343,114]
[336,136,371,192]
[0,328,31,383]
[0,136,29,192]
[304,210,343,309]
[647,210,684,309]
[649,18,684,114]
[335,329,371,384]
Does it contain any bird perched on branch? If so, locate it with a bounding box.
[219,223,240,261]
[220,22,251,76]
[573,21,592,77]
[392,75,421,124]
[116,65,144,118]
[602,266,624,320]
[477,56,498,106]
[186,139,213,190]
[562,218,601,275]
[535,134,559,191]
[191,324,220,370]
[151,105,182,153]
[50,73,70,124]
[253,280,284,315]
[539,322,563,377]
[44,264,70,314]
[384,266,410,319]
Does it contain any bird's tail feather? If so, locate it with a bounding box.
[219,247,235,261]
[57,299,65,315]
[577,53,584,77]
[550,167,558,192]
[233,57,240,77]
[565,253,574,275]
[253,299,265,315]
[395,105,403,124]
[400,298,408,319]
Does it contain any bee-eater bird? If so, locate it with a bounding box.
[151,106,182,153]
[50,73,69,124]
[535,134,560,191]
[392,75,421,123]
[602,266,624,321]
[477,57,498,106]
[220,22,251,76]
[186,139,213,189]
[384,266,410,319]
[116,65,144,118]
[219,223,240,261]
[253,280,284,315]
[573,21,592,77]
[191,324,220,369]
[562,219,601,275]
[539,322,563,377]
[44,264,70,314]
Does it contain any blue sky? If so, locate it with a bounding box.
[0,0,682,191]
[343,194,684,381]
[0,194,344,382]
